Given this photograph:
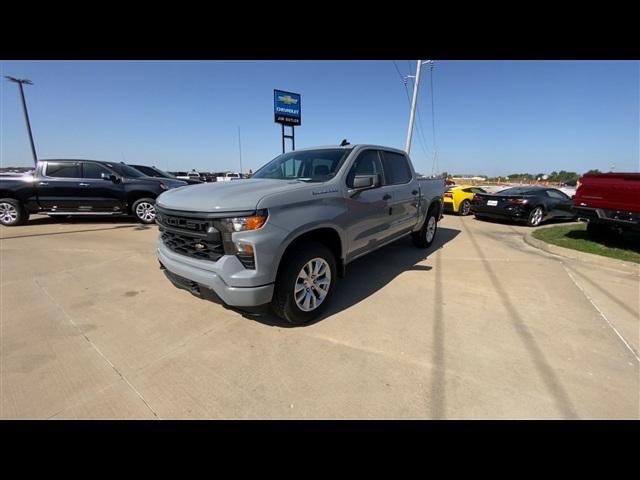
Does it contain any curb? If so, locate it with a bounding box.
[523,223,640,274]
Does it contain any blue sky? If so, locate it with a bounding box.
[1,60,638,176]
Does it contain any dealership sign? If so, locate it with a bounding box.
[274,89,301,126]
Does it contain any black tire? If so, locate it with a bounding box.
[527,206,544,227]
[412,207,438,248]
[459,199,471,216]
[271,242,337,325]
[586,222,610,239]
[131,198,157,224]
[0,198,29,226]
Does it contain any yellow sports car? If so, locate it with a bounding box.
[443,184,487,215]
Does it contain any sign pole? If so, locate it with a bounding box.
[281,124,285,154]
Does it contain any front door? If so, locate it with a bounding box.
[79,162,125,211]
[344,149,392,260]
[545,189,574,219]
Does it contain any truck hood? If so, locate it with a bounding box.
[156,178,307,213]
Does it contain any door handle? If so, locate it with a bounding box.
[79,183,90,186]
[382,193,392,201]
[411,190,418,195]
[39,182,49,186]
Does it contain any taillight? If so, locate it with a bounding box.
[508,198,528,205]
[444,192,453,198]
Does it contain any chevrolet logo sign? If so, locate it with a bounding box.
[278,95,298,105]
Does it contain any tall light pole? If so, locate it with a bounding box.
[404,60,433,155]
[238,126,243,175]
[5,76,38,166]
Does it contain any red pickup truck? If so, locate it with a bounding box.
[573,172,640,237]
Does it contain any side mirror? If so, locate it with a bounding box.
[349,174,380,196]
[101,173,119,183]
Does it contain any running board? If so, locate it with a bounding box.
[46,212,124,216]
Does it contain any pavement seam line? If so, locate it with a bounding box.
[560,263,640,363]
[33,278,161,419]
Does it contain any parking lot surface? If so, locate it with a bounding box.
[1,214,638,419]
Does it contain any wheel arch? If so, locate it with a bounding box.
[126,191,157,214]
[275,226,345,282]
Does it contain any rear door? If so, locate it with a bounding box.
[79,161,125,211]
[380,150,420,236]
[37,161,83,210]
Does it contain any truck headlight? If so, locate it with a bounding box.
[215,210,268,232]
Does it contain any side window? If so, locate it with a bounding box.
[45,162,81,178]
[346,150,383,188]
[82,162,113,179]
[546,189,568,199]
[381,151,412,185]
[470,187,486,194]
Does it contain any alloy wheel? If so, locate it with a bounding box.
[294,257,331,312]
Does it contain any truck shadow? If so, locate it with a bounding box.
[1,216,153,240]
[564,228,640,254]
[236,227,461,327]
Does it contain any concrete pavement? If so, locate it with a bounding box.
[1,214,638,419]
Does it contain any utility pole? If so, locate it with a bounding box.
[404,60,433,155]
[5,76,38,166]
[238,126,243,175]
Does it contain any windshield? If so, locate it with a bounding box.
[253,148,351,182]
[152,167,176,178]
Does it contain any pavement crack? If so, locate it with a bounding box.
[560,264,640,363]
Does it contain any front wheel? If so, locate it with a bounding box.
[527,206,544,227]
[271,242,337,325]
[132,198,157,224]
[0,198,29,226]
[412,208,438,248]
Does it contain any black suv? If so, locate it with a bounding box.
[0,159,187,226]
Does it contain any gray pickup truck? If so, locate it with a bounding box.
[156,144,445,324]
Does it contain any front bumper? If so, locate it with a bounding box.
[157,241,274,307]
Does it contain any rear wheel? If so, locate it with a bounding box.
[0,198,29,226]
[132,198,157,224]
[459,199,471,216]
[527,206,544,227]
[412,207,438,248]
[271,242,336,325]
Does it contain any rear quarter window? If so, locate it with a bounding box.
[45,162,81,178]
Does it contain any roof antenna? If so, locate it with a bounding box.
[340,139,350,146]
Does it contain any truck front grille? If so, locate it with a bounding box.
[160,230,224,262]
